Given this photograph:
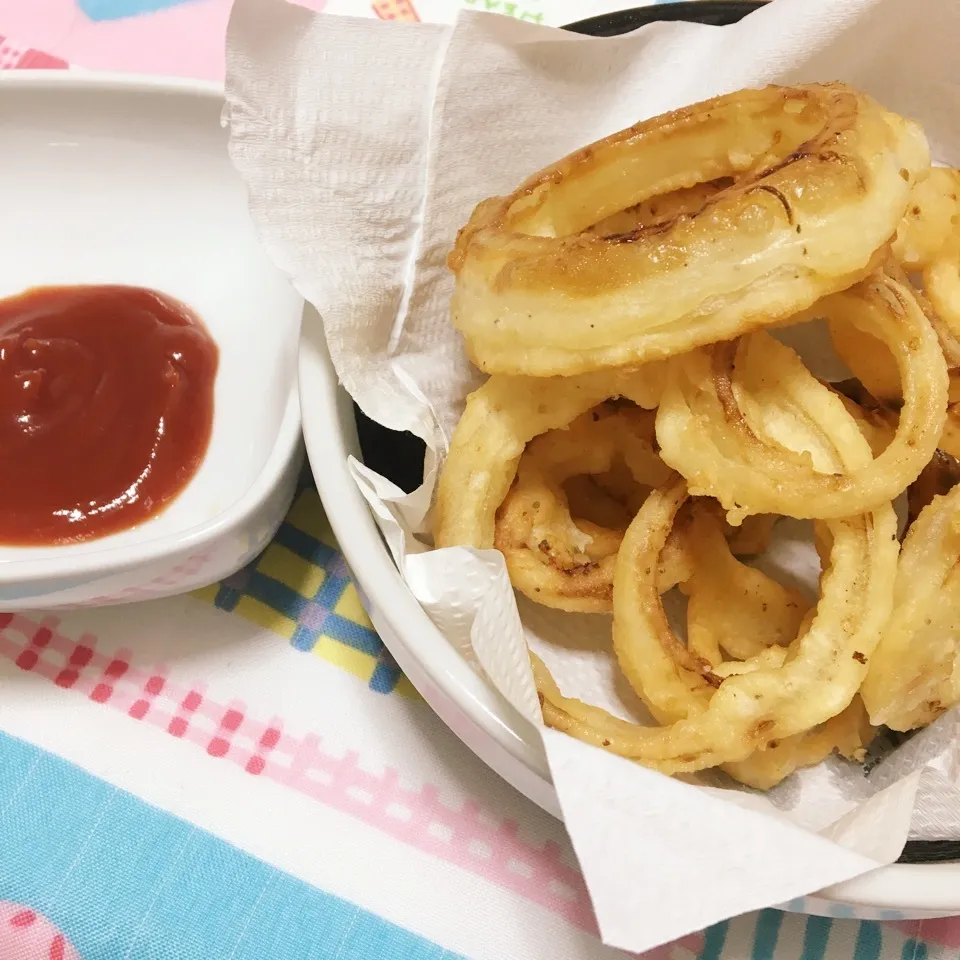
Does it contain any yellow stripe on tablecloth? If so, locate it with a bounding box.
[312,635,377,683]
[258,543,326,598]
[233,596,297,640]
[189,484,423,700]
[287,490,339,548]
[334,582,375,629]
[394,675,421,700]
[192,583,220,604]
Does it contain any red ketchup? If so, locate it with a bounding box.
[0,285,218,546]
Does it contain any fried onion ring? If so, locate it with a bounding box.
[828,259,960,460]
[925,241,960,348]
[893,167,960,271]
[535,353,898,779]
[680,506,809,668]
[532,473,897,777]
[493,407,777,612]
[449,83,929,376]
[829,260,960,401]
[720,698,875,790]
[829,314,960,459]
[907,448,960,527]
[534,655,874,789]
[584,178,730,238]
[433,369,664,549]
[861,484,960,731]
[656,273,948,522]
[493,403,677,612]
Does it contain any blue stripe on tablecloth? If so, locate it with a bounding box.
[199,488,409,698]
[0,732,460,960]
[700,919,731,959]
[853,920,883,960]
[901,940,928,960]
[800,916,834,959]
[76,0,194,21]
[750,910,785,958]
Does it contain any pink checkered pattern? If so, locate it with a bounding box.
[85,551,213,605]
[0,612,596,930]
[0,34,68,70]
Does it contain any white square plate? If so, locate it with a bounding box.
[0,72,303,607]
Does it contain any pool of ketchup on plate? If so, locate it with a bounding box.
[0,285,218,546]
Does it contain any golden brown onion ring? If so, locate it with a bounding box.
[563,473,639,531]
[536,652,875,790]
[828,356,960,457]
[531,464,881,787]
[925,242,960,344]
[449,83,929,376]
[680,506,809,667]
[720,698,875,790]
[433,368,664,549]
[656,273,948,522]
[908,263,960,369]
[861,484,960,731]
[828,266,960,459]
[923,250,960,459]
[907,449,960,527]
[535,476,898,777]
[829,313,960,406]
[829,385,897,458]
[535,655,875,789]
[893,167,960,271]
[829,261,960,404]
[612,476,895,713]
[493,408,773,614]
[610,480,717,720]
[493,403,676,613]
[828,315,903,404]
[584,178,730,237]
[535,363,899,779]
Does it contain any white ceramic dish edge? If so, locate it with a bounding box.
[0,71,304,607]
[299,304,960,922]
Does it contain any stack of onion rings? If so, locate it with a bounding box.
[433,370,664,550]
[493,403,776,613]
[432,82,960,790]
[493,402,676,613]
[655,273,947,524]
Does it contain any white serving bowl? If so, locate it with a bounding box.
[299,304,960,923]
[0,73,303,609]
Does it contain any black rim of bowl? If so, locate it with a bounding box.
[351,0,957,867]
[565,1,768,35]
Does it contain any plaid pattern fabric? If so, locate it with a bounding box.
[194,488,417,699]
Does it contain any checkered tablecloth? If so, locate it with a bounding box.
[2,3,960,959]
[195,485,414,699]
